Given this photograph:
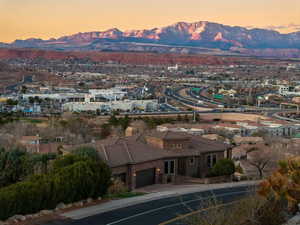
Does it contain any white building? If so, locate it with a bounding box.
[88,88,127,101]
[22,88,127,103]
[278,85,300,96]
[167,64,179,72]
[62,99,158,112]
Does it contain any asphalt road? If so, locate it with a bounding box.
[46,185,254,225]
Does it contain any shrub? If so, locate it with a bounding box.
[0,155,111,220]
[71,146,100,161]
[209,159,235,177]
[107,178,128,196]
[235,164,244,174]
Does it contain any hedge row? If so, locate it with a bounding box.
[0,157,111,220]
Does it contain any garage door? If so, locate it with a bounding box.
[136,168,155,188]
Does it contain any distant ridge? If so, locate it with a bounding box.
[3,21,300,58]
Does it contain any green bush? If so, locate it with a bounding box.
[0,148,57,188]
[71,146,100,162]
[209,159,235,177]
[0,155,111,220]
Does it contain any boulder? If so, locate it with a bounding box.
[40,210,53,215]
[8,214,26,222]
[66,203,73,208]
[74,201,84,207]
[86,198,93,203]
[56,202,66,210]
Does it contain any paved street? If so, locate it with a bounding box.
[45,183,256,225]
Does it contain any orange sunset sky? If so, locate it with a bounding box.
[0,0,300,43]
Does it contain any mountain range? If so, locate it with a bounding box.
[2,21,300,58]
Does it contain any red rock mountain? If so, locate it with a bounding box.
[2,21,300,58]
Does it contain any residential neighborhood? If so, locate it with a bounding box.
[1,1,300,224]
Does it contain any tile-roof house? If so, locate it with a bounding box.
[90,131,231,190]
[19,135,41,153]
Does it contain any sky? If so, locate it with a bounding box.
[0,0,300,43]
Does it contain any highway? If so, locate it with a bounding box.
[5,75,33,93]
[163,86,291,116]
[45,185,254,225]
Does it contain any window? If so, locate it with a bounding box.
[189,157,195,165]
[171,143,182,149]
[207,154,217,168]
[164,160,175,175]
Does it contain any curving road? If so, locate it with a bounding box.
[45,185,254,225]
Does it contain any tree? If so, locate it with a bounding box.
[0,154,111,220]
[0,148,27,187]
[100,123,111,139]
[108,115,119,126]
[21,86,27,94]
[6,99,18,106]
[0,148,57,188]
[28,97,35,104]
[258,157,300,213]
[119,115,131,131]
[72,146,100,162]
[244,145,278,179]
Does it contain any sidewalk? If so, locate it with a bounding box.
[63,180,259,220]
[285,215,300,225]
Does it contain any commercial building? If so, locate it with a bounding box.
[278,85,300,96]
[62,99,159,112]
[22,87,127,103]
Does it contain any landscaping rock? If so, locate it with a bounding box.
[8,215,26,222]
[56,202,66,210]
[40,210,53,215]
[97,197,102,201]
[86,198,93,203]
[66,203,73,208]
[74,201,84,207]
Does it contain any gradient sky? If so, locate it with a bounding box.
[1,0,300,43]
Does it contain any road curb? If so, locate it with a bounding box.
[63,181,259,220]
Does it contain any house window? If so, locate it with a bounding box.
[189,157,195,165]
[164,160,175,175]
[171,143,182,149]
[207,154,217,168]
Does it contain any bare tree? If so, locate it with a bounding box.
[243,144,281,179]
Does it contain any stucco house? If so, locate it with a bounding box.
[89,131,231,190]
